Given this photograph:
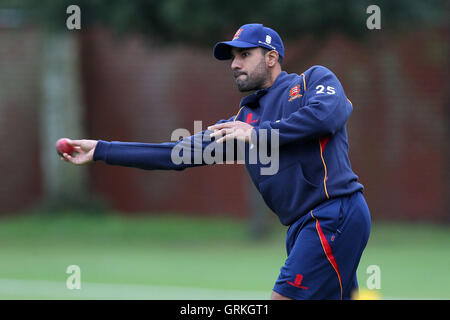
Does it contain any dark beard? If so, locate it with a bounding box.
[234,59,269,92]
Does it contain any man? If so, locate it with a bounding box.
[61,23,371,300]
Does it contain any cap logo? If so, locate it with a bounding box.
[265,35,272,44]
[232,28,243,40]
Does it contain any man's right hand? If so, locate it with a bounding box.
[61,139,98,165]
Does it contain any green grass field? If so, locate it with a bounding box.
[0,212,448,299]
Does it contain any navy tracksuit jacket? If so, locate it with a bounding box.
[93,65,363,225]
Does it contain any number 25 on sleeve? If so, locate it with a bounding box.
[315,85,336,95]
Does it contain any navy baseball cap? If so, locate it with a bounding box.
[213,23,284,60]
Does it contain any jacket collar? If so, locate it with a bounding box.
[239,71,288,108]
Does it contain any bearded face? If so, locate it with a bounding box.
[231,48,270,92]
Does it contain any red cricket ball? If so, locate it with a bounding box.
[56,138,75,156]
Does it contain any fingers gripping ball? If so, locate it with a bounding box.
[56,138,75,156]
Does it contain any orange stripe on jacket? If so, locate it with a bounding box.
[310,211,343,300]
[234,106,245,122]
[319,137,330,199]
[300,73,307,91]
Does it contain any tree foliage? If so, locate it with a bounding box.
[2,0,447,45]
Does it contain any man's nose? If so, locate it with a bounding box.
[231,57,241,70]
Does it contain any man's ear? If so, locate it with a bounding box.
[266,50,279,67]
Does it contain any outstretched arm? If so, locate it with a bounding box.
[60,117,240,170]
